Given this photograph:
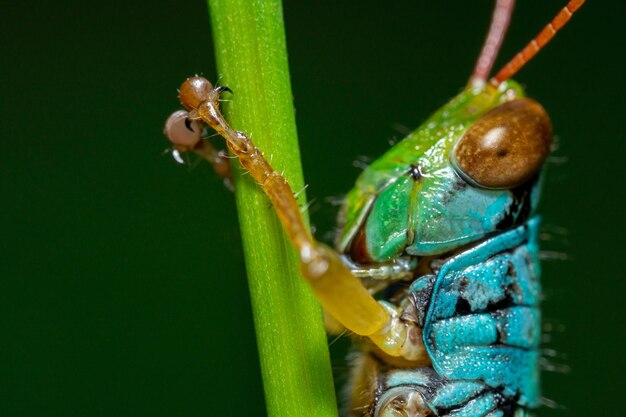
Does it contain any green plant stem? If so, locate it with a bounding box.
[206,1,338,417]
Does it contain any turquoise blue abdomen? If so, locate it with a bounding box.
[429,217,540,413]
[375,218,542,416]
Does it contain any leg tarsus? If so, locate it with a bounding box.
[215,85,233,95]
[343,256,416,281]
[164,108,234,190]
[193,142,234,190]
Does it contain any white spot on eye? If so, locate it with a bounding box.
[481,126,506,149]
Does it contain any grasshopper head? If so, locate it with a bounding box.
[336,0,586,264]
[338,82,552,262]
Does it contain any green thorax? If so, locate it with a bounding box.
[337,81,527,261]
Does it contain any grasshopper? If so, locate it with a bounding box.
[164,1,585,415]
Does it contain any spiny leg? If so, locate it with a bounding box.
[164,109,233,189]
[173,76,427,361]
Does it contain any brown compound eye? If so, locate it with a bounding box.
[452,98,552,189]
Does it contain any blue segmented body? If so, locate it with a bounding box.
[371,219,542,417]
[423,218,541,408]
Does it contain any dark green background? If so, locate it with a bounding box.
[2,1,624,416]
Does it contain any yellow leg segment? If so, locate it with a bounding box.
[191,93,387,336]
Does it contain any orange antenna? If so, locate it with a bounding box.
[470,0,516,87]
[491,0,586,85]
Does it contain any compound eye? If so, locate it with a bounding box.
[453,98,552,189]
[164,110,202,150]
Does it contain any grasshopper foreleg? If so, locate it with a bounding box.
[170,76,428,362]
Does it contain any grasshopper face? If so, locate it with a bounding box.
[338,81,552,263]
